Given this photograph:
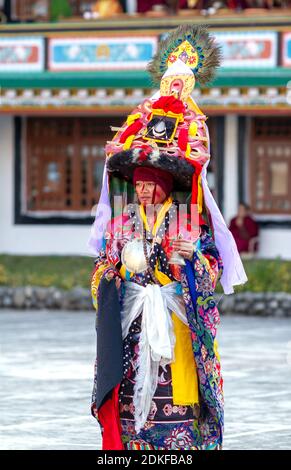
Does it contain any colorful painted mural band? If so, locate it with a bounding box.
[215,31,278,68]
[48,32,279,71]
[0,37,44,71]
[282,32,291,67]
[0,31,287,72]
[48,36,158,71]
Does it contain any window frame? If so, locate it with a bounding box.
[249,116,291,219]
[14,116,103,225]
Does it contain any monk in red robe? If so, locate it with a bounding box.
[229,203,259,254]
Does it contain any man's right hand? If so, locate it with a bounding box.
[105,270,121,289]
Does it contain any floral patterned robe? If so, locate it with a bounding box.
[90,201,224,450]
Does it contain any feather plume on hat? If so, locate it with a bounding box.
[147,24,222,87]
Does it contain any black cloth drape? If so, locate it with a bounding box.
[95,277,123,410]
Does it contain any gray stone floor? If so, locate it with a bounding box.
[0,310,291,450]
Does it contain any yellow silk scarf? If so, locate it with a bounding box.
[139,196,173,237]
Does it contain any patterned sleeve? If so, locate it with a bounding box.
[196,228,223,290]
[91,251,108,311]
[90,224,121,312]
[181,228,224,369]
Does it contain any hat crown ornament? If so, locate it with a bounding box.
[89,25,249,297]
[105,24,222,191]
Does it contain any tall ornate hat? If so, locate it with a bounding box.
[88,24,248,296]
[105,24,222,199]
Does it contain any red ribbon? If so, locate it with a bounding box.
[119,119,143,144]
[190,161,202,206]
[152,95,185,114]
[178,128,188,151]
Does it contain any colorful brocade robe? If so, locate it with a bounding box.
[90,201,224,450]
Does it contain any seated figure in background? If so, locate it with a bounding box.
[229,203,259,255]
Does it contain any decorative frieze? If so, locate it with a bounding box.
[282,32,291,67]
[215,31,278,68]
[48,36,158,71]
[0,86,289,111]
[0,30,284,74]
[0,37,44,71]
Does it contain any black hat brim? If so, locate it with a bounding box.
[106,150,195,191]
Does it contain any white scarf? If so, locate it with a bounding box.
[121,281,188,433]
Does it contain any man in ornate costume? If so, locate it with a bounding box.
[88,25,247,451]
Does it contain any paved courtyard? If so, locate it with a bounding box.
[0,310,291,450]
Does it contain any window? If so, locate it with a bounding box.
[11,0,49,21]
[11,0,101,21]
[250,117,291,215]
[20,115,221,221]
[68,1,96,17]
[24,116,121,215]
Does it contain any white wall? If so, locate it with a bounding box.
[1,115,291,259]
[222,114,291,259]
[257,228,291,260]
[0,116,94,257]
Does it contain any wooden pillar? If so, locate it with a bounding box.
[223,114,239,224]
